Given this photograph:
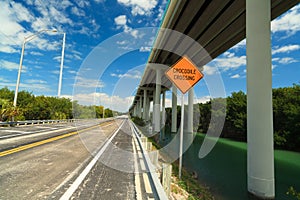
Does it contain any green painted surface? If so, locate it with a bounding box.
[164,133,300,199]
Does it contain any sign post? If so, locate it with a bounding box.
[165,56,204,179]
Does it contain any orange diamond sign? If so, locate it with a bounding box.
[165,56,204,94]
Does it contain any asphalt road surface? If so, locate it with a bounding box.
[0,118,158,200]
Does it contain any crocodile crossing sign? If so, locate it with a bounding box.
[165,56,204,94]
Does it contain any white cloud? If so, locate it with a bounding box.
[66,50,83,61]
[0,80,51,93]
[51,70,60,75]
[129,29,139,38]
[117,40,128,45]
[271,4,300,35]
[203,65,218,75]
[30,51,43,56]
[0,1,68,53]
[115,15,127,26]
[214,52,246,71]
[75,76,105,88]
[230,74,240,79]
[117,0,158,16]
[74,0,90,8]
[272,44,300,54]
[111,70,142,79]
[89,19,100,32]
[277,57,298,64]
[114,15,140,38]
[139,46,151,52]
[0,2,25,43]
[53,56,62,62]
[10,1,34,22]
[71,6,85,17]
[67,70,77,74]
[71,92,134,112]
[49,7,73,24]
[0,44,18,53]
[19,82,52,92]
[0,60,26,72]
[24,79,47,84]
[0,77,10,83]
[154,2,167,24]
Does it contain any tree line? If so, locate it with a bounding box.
[0,87,116,121]
[165,83,300,152]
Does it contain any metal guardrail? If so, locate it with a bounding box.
[0,119,76,127]
[0,118,117,127]
[130,120,168,200]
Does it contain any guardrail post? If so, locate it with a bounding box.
[148,150,158,166]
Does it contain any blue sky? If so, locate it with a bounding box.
[0,0,299,112]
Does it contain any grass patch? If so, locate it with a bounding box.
[147,136,214,200]
[171,162,214,200]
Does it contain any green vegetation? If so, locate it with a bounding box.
[0,87,115,121]
[165,83,300,152]
[287,186,300,200]
[131,116,146,126]
[171,162,214,200]
[141,134,214,199]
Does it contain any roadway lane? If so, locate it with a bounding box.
[60,119,158,200]
[0,119,112,152]
[68,119,136,200]
[0,119,121,200]
[0,122,75,139]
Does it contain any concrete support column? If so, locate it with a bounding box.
[171,84,177,133]
[187,88,194,133]
[137,100,141,118]
[246,0,274,198]
[143,90,147,120]
[145,97,150,121]
[139,99,142,118]
[136,102,139,117]
[161,90,166,140]
[133,105,137,117]
[154,69,162,132]
[152,94,155,126]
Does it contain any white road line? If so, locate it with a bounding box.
[0,133,25,139]
[34,126,59,130]
[59,120,125,200]
[143,173,152,194]
[2,130,30,133]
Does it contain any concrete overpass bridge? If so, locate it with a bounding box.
[129,0,300,199]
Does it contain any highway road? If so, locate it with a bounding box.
[0,118,160,200]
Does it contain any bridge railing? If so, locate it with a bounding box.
[0,117,118,127]
[130,120,169,200]
[0,119,76,127]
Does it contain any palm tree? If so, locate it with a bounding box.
[0,99,19,121]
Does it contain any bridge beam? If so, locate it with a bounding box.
[246,0,275,198]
